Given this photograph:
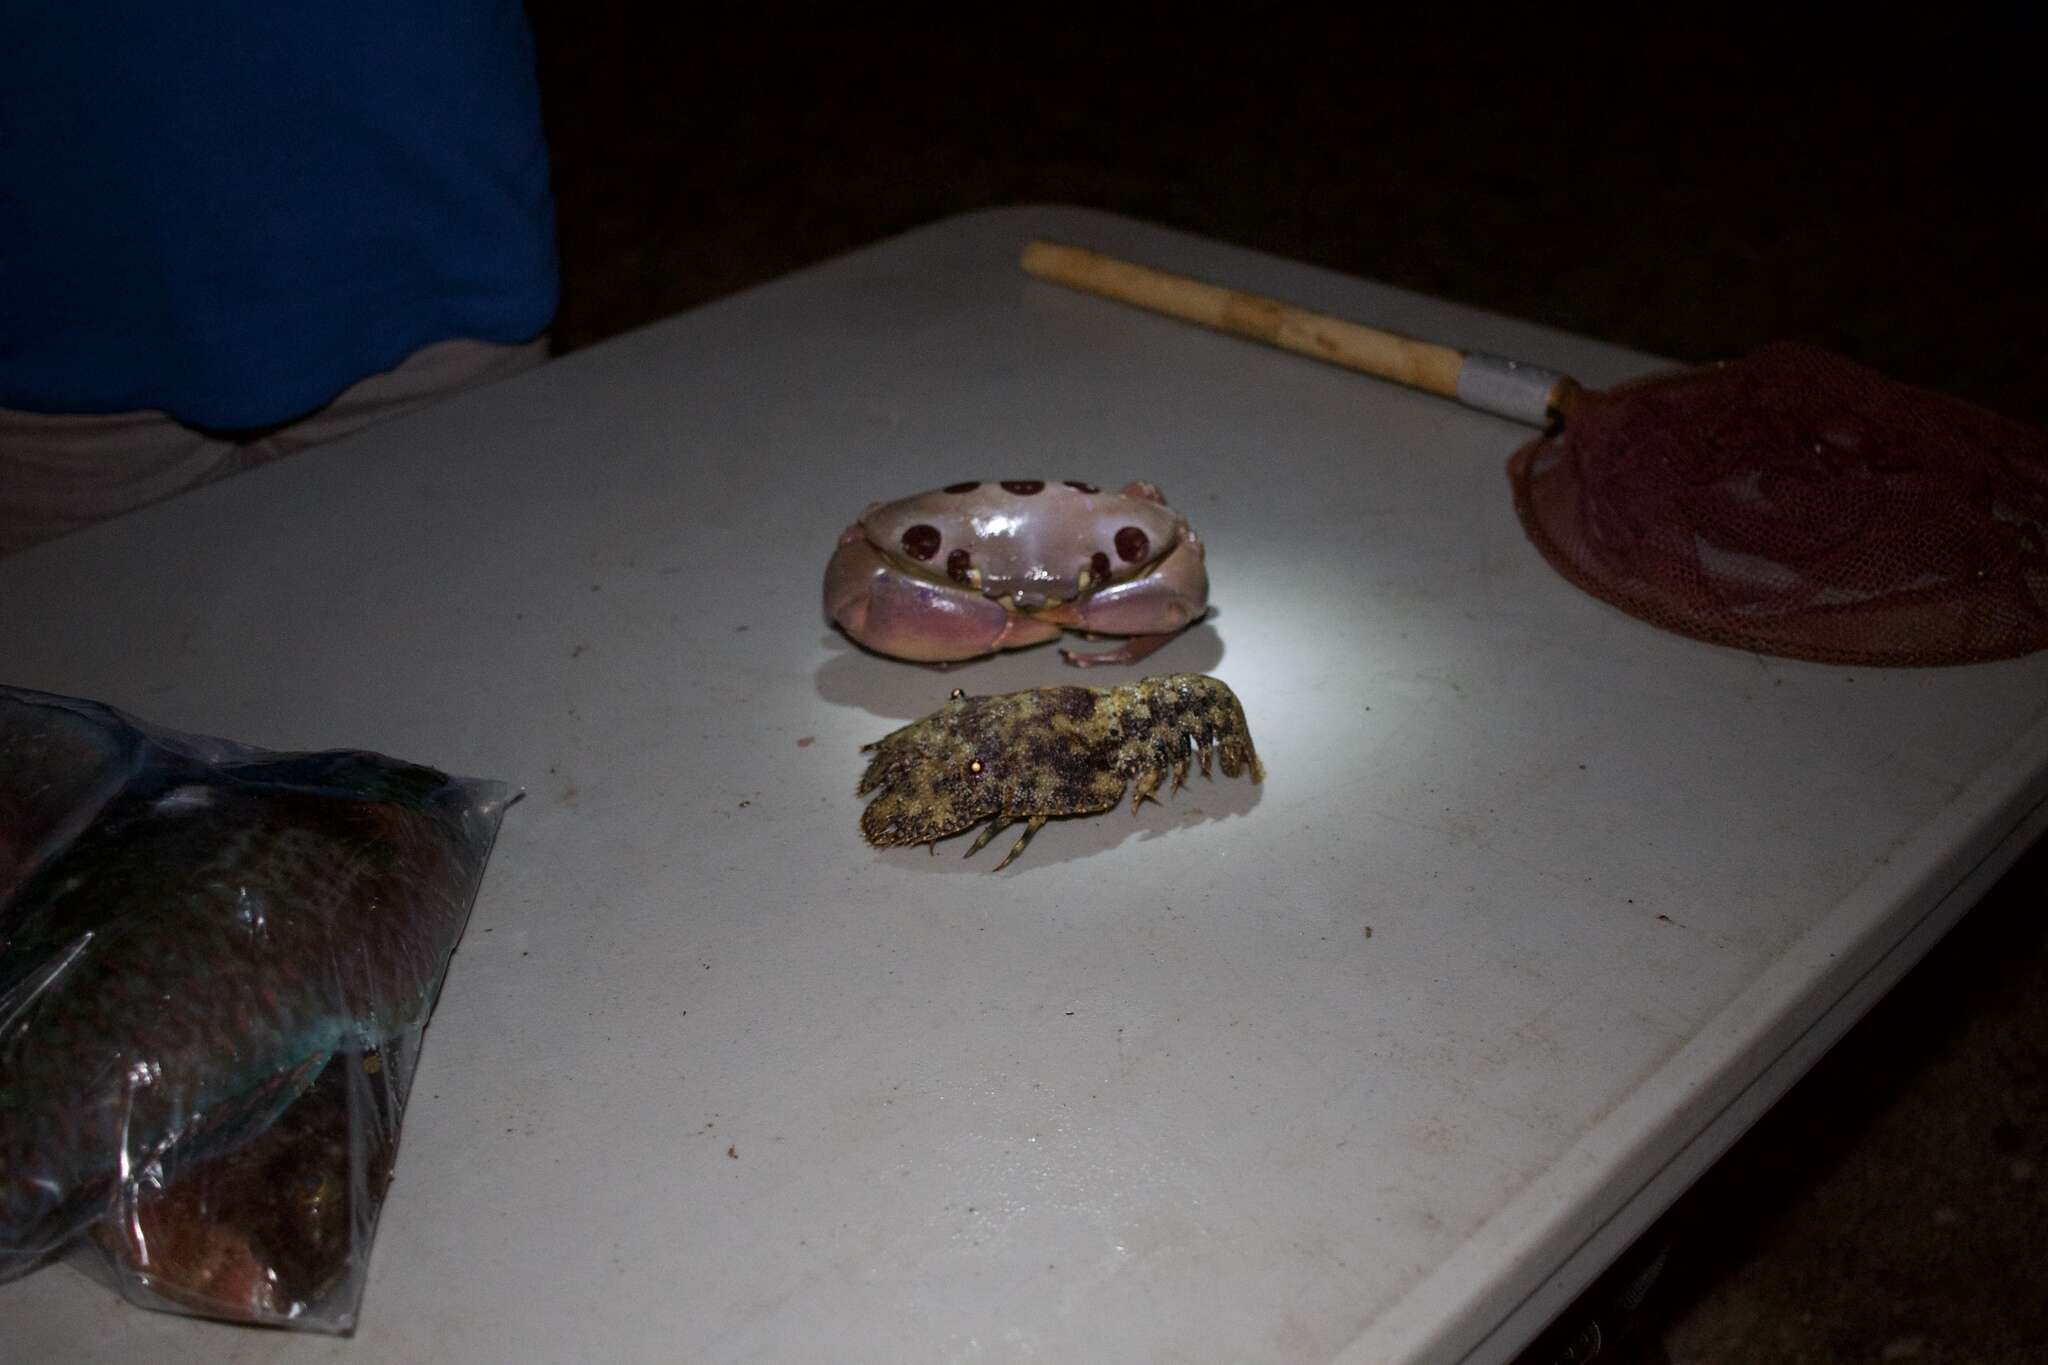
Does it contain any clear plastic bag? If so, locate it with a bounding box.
[0,684,511,1332]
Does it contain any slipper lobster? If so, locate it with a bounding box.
[856,673,1263,869]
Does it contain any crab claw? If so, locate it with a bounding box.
[824,527,1062,663]
[1037,531,1208,666]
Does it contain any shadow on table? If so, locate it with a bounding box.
[812,616,1228,722]
[861,764,1264,877]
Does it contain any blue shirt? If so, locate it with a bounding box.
[0,3,559,429]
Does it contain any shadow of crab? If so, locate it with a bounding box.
[812,613,1228,722]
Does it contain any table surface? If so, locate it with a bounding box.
[4,205,2045,1365]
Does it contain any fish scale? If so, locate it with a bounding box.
[0,688,507,1282]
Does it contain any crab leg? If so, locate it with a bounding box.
[1060,629,1187,668]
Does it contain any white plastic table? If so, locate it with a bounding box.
[4,206,2045,1365]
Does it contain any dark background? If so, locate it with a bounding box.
[523,8,2048,1360]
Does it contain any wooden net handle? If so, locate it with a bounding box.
[1020,240,1575,426]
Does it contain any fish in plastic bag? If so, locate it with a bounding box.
[0,684,511,1331]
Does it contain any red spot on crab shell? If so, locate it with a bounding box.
[946,548,974,583]
[1064,480,1100,494]
[901,524,942,561]
[1114,526,1151,563]
[943,481,981,494]
[1000,480,1045,495]
[1090,550,1111,580]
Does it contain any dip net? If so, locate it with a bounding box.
[1508,342,2048,665]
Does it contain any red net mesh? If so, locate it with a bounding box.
[1507,342,2048,665]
